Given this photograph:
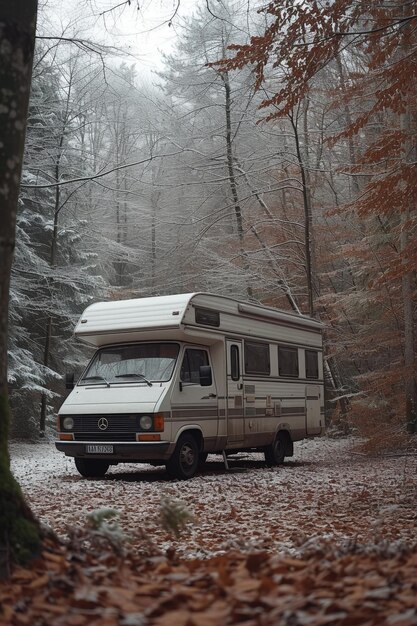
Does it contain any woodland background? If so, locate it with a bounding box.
[9,0,417,441]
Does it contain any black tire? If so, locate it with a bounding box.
[166,433,199,480]
[75,458,109,478]
[264,432,288,467]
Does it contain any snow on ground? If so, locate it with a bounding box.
[9,437,417,559]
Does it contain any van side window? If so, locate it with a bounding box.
[195,307,220,327]
[230,345,240,381]
[305,350,319,379]
[278,346,299,377]
[180,349,209,384]
[244,341,270,375]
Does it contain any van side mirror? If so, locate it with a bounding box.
[199,365,212,387]
[65,372,75,390]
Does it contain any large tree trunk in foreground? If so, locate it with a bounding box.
[0,0,41,578]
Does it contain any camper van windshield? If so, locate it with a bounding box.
[80,343,180,385]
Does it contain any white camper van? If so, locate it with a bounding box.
[56,293,324,479]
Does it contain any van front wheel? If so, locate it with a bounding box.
[264,432,287,467]
[166,434,199,480]
[75,458,109,478]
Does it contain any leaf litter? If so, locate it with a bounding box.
[2,436,417,625]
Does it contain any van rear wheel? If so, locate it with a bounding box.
[166,433,199,480]
[264,432,287,467]
[75,458,109,478]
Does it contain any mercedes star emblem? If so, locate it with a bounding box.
[98,417,109,431]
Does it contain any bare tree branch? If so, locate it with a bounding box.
[21,150,189,189]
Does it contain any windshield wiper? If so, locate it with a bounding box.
[80,375,110,387]
[115,373,153,387]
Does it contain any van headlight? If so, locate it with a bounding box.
[62,416,74,430]
[139,415,153,430]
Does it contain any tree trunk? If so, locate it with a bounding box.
[221,71,253,299]
[289,111,316,316]
[400,98,417,432]
[151,187,160,289]
[335,53,360,197]
[0,0,41,577]
[39,136,62,436]
[399,5,417,432]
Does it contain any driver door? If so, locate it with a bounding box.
[171,346,218,437]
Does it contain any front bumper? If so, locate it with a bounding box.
[55,440,171,461]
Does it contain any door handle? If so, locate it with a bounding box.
[202,393,217,399]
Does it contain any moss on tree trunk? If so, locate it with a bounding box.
[0,395,41,578]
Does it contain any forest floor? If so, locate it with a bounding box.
[2,436,417,625]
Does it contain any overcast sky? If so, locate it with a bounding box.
[42,0,197,75]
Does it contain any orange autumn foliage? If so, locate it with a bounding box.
[216,1,417,436]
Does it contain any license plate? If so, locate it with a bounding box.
[86,444,114,454]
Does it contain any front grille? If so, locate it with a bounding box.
[73,432,136,442]
[62,414,138,433]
